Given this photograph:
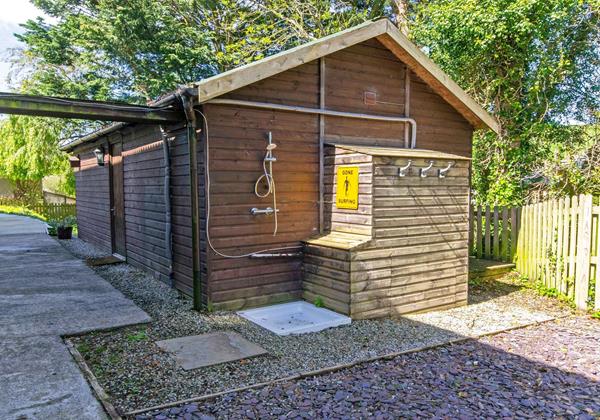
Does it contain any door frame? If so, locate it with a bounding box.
[109,138,127,258]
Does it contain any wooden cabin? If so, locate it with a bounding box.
[62,19,499,318]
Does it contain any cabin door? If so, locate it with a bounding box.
[110,141,126,257]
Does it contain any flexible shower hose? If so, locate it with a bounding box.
[254,150,278,236]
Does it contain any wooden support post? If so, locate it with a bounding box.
[319,58,326,234]
[404,68,411,148]
[510,206,518,263]
[469,205,474,255]
[594,206,600,311]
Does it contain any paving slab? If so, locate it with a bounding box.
[156,331,268,370]
[0,214,151,419]
[0,336,107,420]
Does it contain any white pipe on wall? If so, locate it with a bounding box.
[204,98,418,148]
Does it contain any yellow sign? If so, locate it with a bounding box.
[336,166,359,209]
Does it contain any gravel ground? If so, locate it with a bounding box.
[59,238,573,414]
[59,236,109,259]
[140,316,600,419]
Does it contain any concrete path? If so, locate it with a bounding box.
[0,214,151,420]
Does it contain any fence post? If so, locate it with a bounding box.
[568,196,579,297]
[476,206,483,258]
[469,205,474,255]
[575,195,592,310]
[510,207,518,263]
[594,203,600,311]
[493,206,500,260]
[484,205,491,259]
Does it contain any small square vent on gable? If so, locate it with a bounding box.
[364,91,377,105]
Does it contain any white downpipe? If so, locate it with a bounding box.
[205,98,418,148]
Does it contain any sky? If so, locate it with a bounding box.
[0,0,53,91]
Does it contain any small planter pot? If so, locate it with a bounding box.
[47,227,57,236]
[57,226,73,240]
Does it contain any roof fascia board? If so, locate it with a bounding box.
[196,19,388,103]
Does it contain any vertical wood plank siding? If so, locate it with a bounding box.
[75,150,112,252]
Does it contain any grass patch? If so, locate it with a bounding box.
[517,274,577,310]
[0,205,46,221]
[126,330,148,342]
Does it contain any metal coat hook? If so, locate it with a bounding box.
[438,161,455,178]
[420,160,435,178]
[398,159,412,177]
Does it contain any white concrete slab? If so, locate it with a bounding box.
[238,301,351,336]
[0,214,151,420]
[156,332,267,370]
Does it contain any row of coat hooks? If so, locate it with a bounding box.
[398,160,455,178]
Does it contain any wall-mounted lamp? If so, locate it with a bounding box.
[420,160,435,178]
[438,161,455,178]
[93,147,105,166]
[398,159,412,177]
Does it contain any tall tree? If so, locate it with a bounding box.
[410,0,599,204]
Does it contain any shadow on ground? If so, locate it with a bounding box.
[138,316,600,419]
[57,237,591,419]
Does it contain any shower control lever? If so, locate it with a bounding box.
[250,207,280,215]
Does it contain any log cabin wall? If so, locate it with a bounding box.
[201,61,320,310]
[365,154,470,316]
[202,39,475,310]
[75,150,112,252]
[74,122,194,292]
[304,146,470,319]
[323,147,373,236]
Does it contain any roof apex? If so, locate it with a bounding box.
[195,18,499,134]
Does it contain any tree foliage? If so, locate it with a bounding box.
[0,115,73,200]
[410,0,599,204]
[3,0,599,205]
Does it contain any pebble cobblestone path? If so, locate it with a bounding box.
[139,316,600,419]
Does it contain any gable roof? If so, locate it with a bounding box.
[195,19,500,134]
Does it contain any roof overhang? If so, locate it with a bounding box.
[195,19,500,134]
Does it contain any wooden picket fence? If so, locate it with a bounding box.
[470,195,600,310]
[0,198,76,220]
[470,204,520,263]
